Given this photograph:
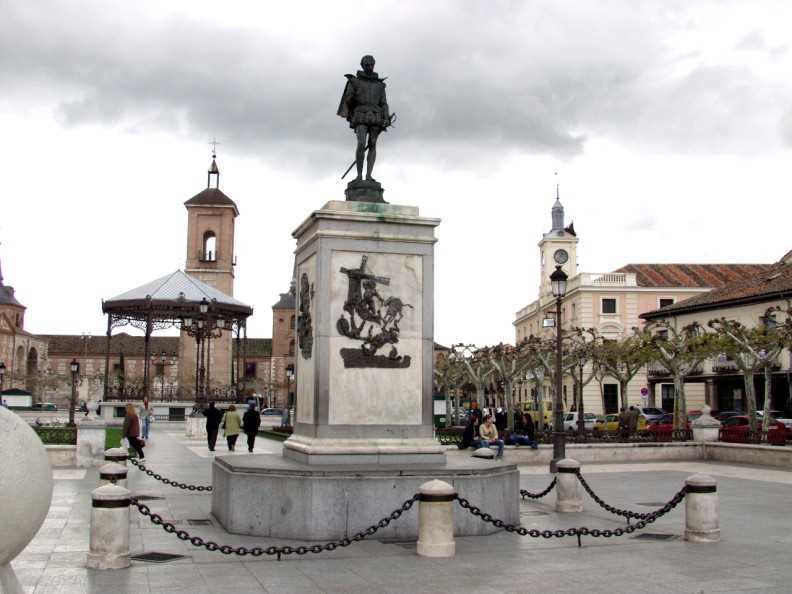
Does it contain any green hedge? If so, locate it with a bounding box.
[258,428,292,442]
[105,427,122,449]
[33,425,77,445]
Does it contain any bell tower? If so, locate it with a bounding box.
[178,151,239,394]
[538,180,578,297]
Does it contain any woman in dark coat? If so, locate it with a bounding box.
[122,403,145,459]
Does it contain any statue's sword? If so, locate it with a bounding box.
[341,113,398,179]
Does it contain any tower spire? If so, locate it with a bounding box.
[551,172,564,232]
[207,138,221,189]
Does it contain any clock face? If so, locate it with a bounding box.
[553,249,569,265]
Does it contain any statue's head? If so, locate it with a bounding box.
[360,54,375,74]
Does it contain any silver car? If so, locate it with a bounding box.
[563,412,597,432]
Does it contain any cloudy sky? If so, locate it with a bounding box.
[1,0,790,346]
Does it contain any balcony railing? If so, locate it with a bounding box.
[647,363,703,378]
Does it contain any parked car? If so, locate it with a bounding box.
[637,407,666,423]
[720,416,786,443]
[714,410,741,421]
[261,408,284,417]
[563,412,598,432]
[32,402,58,411]
[647,413,692,432]
[593,414,647,433]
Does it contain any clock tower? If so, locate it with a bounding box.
[538,186,578,297]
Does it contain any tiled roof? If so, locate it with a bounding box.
[0,285,24,308]
[272,291,295,309]
[641,260,792,319]
[43,333,180,356]
[106,270,251,310]
[614,263,773,288]
[44,333,273,357]
[184,188,238,214]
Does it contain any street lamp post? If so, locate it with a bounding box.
[285,365,295,427]
[69,359,80,427]
[549,264,568,473]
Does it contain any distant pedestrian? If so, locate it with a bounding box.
[243,403,262,453]
[469,400,483,426]
[458,415,479,450]
[96,400,102,417]
[494,407,507,433]
[202,401,224,452]
[141,402,153,440]
[222,404,242,452]
[628,405,640,434]
[618,407,629,438]
[122,403,145,459]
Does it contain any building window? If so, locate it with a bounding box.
[656,329,669,340]
[290,315,296,329]
[288,339,295,356]
[601,298,617,314]
[202,231,217,262]
[244,362,257,378]
[659,298,674,309]
[603,384,619,413]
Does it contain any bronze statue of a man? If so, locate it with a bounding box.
[337,55,392,182]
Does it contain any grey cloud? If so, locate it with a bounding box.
[1,1,789,176]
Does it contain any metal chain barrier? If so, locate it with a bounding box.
[575,471,687,523]
[519,477,556,500]
[129,458,213,492]
[455,487,686,547]
[129,494,419,560]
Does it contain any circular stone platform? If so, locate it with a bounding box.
[211,454,519,540]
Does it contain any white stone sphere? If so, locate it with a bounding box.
[0,407,53,566]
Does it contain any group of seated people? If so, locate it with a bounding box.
[458,402,539,458]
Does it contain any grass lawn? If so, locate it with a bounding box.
[105,427,122,449]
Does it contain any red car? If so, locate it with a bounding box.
[647,414,690,439]
[720,416,786,445]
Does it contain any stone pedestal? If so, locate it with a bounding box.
[77,419,107,468]
[87,484,131,569]
[186,416,207,439]
[692,405,721,443]
[345,179,385,203]
[285,200,443,466]
[212,454,518,540]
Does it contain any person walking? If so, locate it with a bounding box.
[222,404,242,452]
[122,403,145,459]
[243,403,262,453]
[202,401,223,452]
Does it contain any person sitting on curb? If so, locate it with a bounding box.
[478,414,504,458]
[504,413,538,449]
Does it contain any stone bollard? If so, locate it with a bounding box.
[416,480,456,558]
[555,458,583,513]
[87,484,131,570]
[684,474,720,543]
[104,447,128,466]
[99,462,128,488]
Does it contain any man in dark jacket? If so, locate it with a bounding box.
[243,403,262,453]
[203,402,223,452]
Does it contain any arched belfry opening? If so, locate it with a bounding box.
[202,231,217,262]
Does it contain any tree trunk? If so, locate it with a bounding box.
[505,381,515,431]
[576,376,586,435]
[619,380,629,411]
[672,373,687,430]
[444,390,451,428]
[535,383,545,432]
[761,367,773,432]
[743,370,757,431]
[598,379,606,418]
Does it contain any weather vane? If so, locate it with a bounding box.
[209,137,221,158]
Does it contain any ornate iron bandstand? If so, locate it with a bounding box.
[101,270,253,405]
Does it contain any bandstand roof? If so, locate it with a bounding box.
[102,270,253,320]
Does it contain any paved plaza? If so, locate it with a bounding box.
[10,425,792,594]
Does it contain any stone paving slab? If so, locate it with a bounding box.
[8,425,792,593]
